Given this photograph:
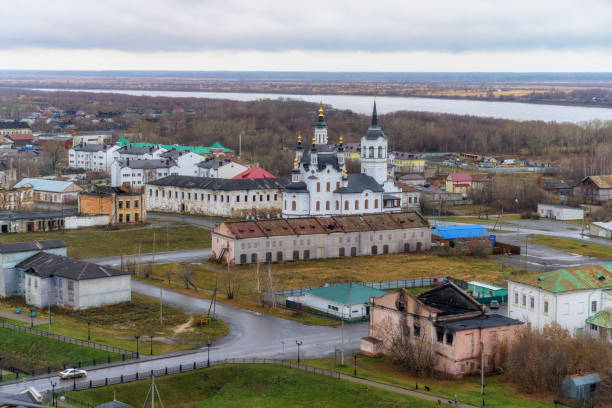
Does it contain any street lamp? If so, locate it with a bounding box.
[206,339,213,367]
[353,354,357,376]
[29,309,34,328]
[295,340,302,365]
[49,379,57,407]
[134,335,140,358]
[150,334,154,355]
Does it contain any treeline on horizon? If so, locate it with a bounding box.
[1,88,611,178]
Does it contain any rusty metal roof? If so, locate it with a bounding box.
[391,212,429,228]
[582,175,612,189]
[225,221,266,239]
[255,219,295,236]
[331,215,372,232]
[510,264,612,293]
[361,214,402,230]
[286,217,327,235]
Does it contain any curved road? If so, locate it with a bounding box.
[0,281,367,395]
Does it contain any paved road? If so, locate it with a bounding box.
[147,212,221,230]
[0,281,367,395]
[85,248,212,268]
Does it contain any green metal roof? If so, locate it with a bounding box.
[306,283,386,305]
[586,311,612,329]
[116,140,234,154]
[510,264,612,293]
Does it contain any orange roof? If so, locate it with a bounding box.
[232,167,275,179]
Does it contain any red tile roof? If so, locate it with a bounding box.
[448,173,472,182]
[232,167,275,179]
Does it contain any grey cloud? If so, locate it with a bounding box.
[1,0,612,53]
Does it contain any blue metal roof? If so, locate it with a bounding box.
[431,224,489,239]
[14,178,76,193]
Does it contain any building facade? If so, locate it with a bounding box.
[282,103,402,217]
[0,184,34,211]
[0,121,32,137]
[212,212,431,265]
[117,145,166,161]
[362,283,523,376]
[79,186,146,224]
[110,159,178,187]
[577,175,612,203]
[145,175,286,217]
[196,158,249,179]
[159,149,204,176]
[508,264,612,342]
[68,144,120,173]
[0,161,17,188]
[13,178,83,203]
[537,204,584,220]
[72,130,114,146]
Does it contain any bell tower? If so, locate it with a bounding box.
[360,100,388,185]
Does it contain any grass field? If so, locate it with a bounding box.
[66,364,438,407]
[305,357,553,408]
[0,294,228,354]
[0,327,120,371]
[529,235,612,258]
[0,224,211,258]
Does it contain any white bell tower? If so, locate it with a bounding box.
[361,100,388,185]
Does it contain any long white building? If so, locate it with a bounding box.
[145,175,287,217]
[283,102,401,217]
[508,264,612,342]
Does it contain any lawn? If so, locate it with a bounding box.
[0,327,120,371]
[529,235,612,258]
[0,224,211,258]
[305,356,553,408]
[0,294,228,354]
[66,363,439,407]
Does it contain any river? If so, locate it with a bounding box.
[31,88,612,123]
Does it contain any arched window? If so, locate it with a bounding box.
[378,146,383,158]
[344,201,349,210]
[326,201,330,210]
[369,146,374,158]
[284,201,287,210]
[326,182,330,192]
[336,200,340,210]
[355,200,359,210]
[374,199,379,209]
[316,201,320,211]
[365,199,369,209]
[316,182,321,192]
[291,201,296,211]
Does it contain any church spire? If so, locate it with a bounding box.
[371,98,378,127]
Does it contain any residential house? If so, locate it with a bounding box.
[0,184,33,211]
[79,185,146,224]
[159,148,204,176]
[293,282,387,320]
[398,174,426,186]
[117,145,166,161]
[18,252,130,310]
[362,283,523,376]
[110,159,178,187]
[68,144,120,173]
[445,173,489,195]
[543,179,579,202]
[72,130,114,146]
[396,182,420,210]
[389,151,425,173]
[145,175,287,217]
[0,240,68,297]
[212,212,431,265]
[232,166,275,179]
[196,158,248,179]
[537,204,584,220]
[0,121,32,137]
[0,161,17,188]
[7,133,34,147]
[508,264,612,342]
[13,178,83,203]
[577,175,612,203]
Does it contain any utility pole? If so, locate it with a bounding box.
[159,285,163,325]
[152,227,156,266]
[481,341,485,396]
[524,234,529,273]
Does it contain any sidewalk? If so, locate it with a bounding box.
[0,309,46,326]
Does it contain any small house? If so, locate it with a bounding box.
[537,203,584,220]
[14,178,83,203]
[298,282,387,320]
[590,221,612,239]
[561,372,601,401]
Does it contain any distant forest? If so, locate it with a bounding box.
[1,88,611,177]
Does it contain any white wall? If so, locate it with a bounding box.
[301,292,368,319]
[64,215,110,229]
[537,204,584,220]
[76,275,131,309]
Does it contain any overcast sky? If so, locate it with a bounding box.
[2,0,612,71]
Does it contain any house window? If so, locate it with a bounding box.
[590,324,598,332]
[446,333,453,345]
[126,200,130,209]
[371,245,378,255]
[292,201,297,211]
[326,182,330,192]
[413,324,420,337]
[355,200,359,210]
[316,182,320,192]
[522,294,526,307]
[437,328,444,343]
[514,292,519,305]
[266,252,272,262]
[326,201,330,210]
[266,194,270,201]
[591,301,597,312]
[134,200,139,208]
[277,251,283,261]
[336,182,340,190]
[316,201,320,211]
[118,201,123,209]
[293,250,299,260]
[182,192,185,199]
[251,253,258,263]
[365,200,368,209]
[119,214,123,223]
[344,201,349,210]
[339,247,345,257]
[34,279,38,289]
[274,194,278,200]
[303,250,310,260]
[543,301,549,315]
[149,189,152,196]
[336,200,339,210]
[374,199,378,209]
[237,196,240,203]
[135,213,139,222]
[530,296,535,310]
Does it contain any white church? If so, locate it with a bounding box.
[283,102,402,217]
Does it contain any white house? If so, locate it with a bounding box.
[196,158,248,179]
[537,203,584,221]
[117,145,166,161]
[18,251,131,310]
[145,175,287,217]
[0,240,67,298]
[111,159,178,187]
[590,221,612,239]
[282,102,402,217]
[292,282,387,320]
[508,264,612,342]
[68,144,120,173]
[159,149,205,176]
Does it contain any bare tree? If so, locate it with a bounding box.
[220,262,242,299]
[179,264,197,290]
[41,140,67,175]
[381,316,437,377]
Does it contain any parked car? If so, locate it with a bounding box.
[489,300,500,309]
[59,368,87,380]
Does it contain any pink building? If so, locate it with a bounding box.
[362,282,522,376]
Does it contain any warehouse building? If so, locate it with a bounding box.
[537,203,584,220]
[145,175,287,217]
[590,221,612,239]
[431,224,493,249]
[212,212,431,265]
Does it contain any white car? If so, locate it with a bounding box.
[59,368,87,380]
